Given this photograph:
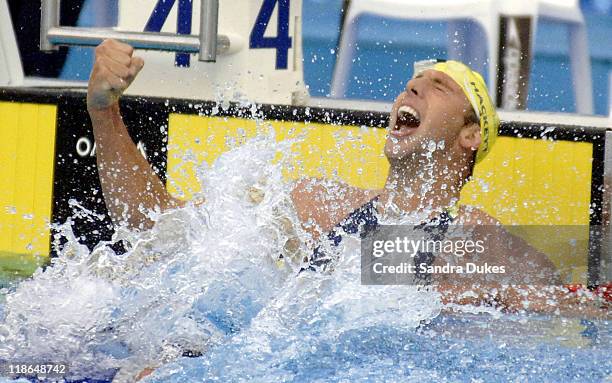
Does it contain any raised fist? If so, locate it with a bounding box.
[87,39,144,111]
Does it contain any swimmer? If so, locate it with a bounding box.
[87,40,608,319]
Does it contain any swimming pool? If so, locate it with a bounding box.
[0,302,609,382]
[0,138,609,383]
[144,313,612,383]
[1,290,610,382]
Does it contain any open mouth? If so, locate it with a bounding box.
[391,105,421,137]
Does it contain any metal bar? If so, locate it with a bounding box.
[46,27,230,54]
[199,0,219,62]
[40,0,61,51]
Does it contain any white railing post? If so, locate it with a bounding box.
[40,0,228,62]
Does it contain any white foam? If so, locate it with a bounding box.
[0,131,441,380]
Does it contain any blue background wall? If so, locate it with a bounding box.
[62,0,612,115]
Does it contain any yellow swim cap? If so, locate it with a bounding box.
[413,59,500,163]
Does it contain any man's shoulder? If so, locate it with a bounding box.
[290,178,379,238]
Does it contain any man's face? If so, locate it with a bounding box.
[384,69,476,163]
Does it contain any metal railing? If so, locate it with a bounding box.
[40,0,226,62]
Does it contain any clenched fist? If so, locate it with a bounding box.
[87,39,144,111]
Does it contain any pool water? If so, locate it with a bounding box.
[0,135,610,383]
[0,306,609,382]
[145,313,611,383]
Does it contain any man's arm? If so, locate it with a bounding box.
[438,283,610,319]
[87,39,183,230]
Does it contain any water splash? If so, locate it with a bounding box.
[0,132,443,381]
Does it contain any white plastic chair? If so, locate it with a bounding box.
[331,0,594,114]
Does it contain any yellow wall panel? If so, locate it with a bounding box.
[12,105,38,255]
[167,115,388,200]
[462,137,592,225]
[0,102,57,278]
[168,115,594,283]
[32,105,57,256]
[461,137,593,282]
[167,115,258,198]
[0,103,18,254]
